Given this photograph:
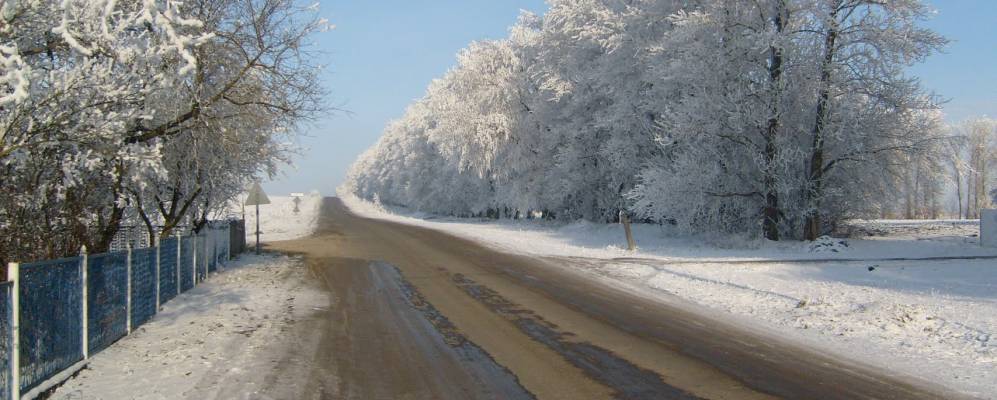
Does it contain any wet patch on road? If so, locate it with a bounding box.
[380,262,536,400]
[452,273,702,400]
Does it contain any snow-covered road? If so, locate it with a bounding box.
[340,192,997,398]
[50,193,996,399]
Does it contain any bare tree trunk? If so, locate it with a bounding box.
[967,173,975,219]
[803,3,839,240]
[92,163,128,253]
[913,162,922,219]
[981,158,989,211]
[763,1,787,241]
[955,164,963,219]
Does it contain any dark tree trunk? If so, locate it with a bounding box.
[804,4,840,241]
[763,1,787,241]
[92,163,128,253]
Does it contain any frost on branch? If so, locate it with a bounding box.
[345,0,953,240]
[0,43,28,106]
[0,0,328,264]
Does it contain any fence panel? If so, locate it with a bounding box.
[212,228,221,270]
[0,219,234,398]
[206,231,216,275]
[212,227,228,271]
[19,257,83,392]
[86,252,128,354]
[159,238,178,304]
[221,225,231,262]
[195,234,207,282]
[230,220,246,256]
[0,282,11,400]
[130,247,157,328]
[180,237,195,292]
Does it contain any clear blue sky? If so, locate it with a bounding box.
[263,0,997,196]
[264,0,547,195]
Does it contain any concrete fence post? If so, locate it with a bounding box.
[126,243,133,334]
[192,233,198,286]
[155,236,161,310]
[8,262,20,400]
[197,232,203,282]
[80,246,89,359]
[205,229,212,278]
[176,233,182,296]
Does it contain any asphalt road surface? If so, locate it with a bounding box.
[266,198,971,400]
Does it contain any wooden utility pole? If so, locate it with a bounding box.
[620,211,636,251]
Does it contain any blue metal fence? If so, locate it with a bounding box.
[0,282,11,400]
[0,221,238,398]
[19,258,84,393]
[210,230,221,273]
[130,248,158,327]
[196,235,207,282]
[159,237,178,303]
[205,234,216,277]
[180,237,194,292]
[218,228,230,268]
[86,252,128,354]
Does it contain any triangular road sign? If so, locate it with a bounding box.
[245,182,271,206]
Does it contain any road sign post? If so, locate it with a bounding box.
[291,192,304,214]
[245,183,271,255]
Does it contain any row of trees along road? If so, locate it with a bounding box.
[0,0,328,264]
[344,0,994,241]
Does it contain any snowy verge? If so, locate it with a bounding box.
[339,191,997,398]
[565,258,997,398]
[338,190,997,262]
[52,254,327,400]
[237,191,322,244]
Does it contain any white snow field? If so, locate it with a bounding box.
[52,254,327,400]
[340,192,997,398]
[239,191,322,244]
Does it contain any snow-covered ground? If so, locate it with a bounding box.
[341,193,996,262]
[573,258,997,398]
[238,191,322,244]
[340,192,997,398]
[53,254,327,400]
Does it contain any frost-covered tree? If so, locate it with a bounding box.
[630,0,947,239]
[345,0,948,241]
[630,1,804,238]
[126,0,326,242]
[798,0,947,239]
[1,0,210,262]
[0,0,326,263]
[958,118,997,218]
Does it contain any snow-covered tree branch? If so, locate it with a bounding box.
[345,0,949,241]
[0,0,328,264]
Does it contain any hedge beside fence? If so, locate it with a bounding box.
[0,221,243,399]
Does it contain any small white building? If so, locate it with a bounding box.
[982,209,997,248]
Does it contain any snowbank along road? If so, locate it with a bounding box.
[267,197,973,400]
